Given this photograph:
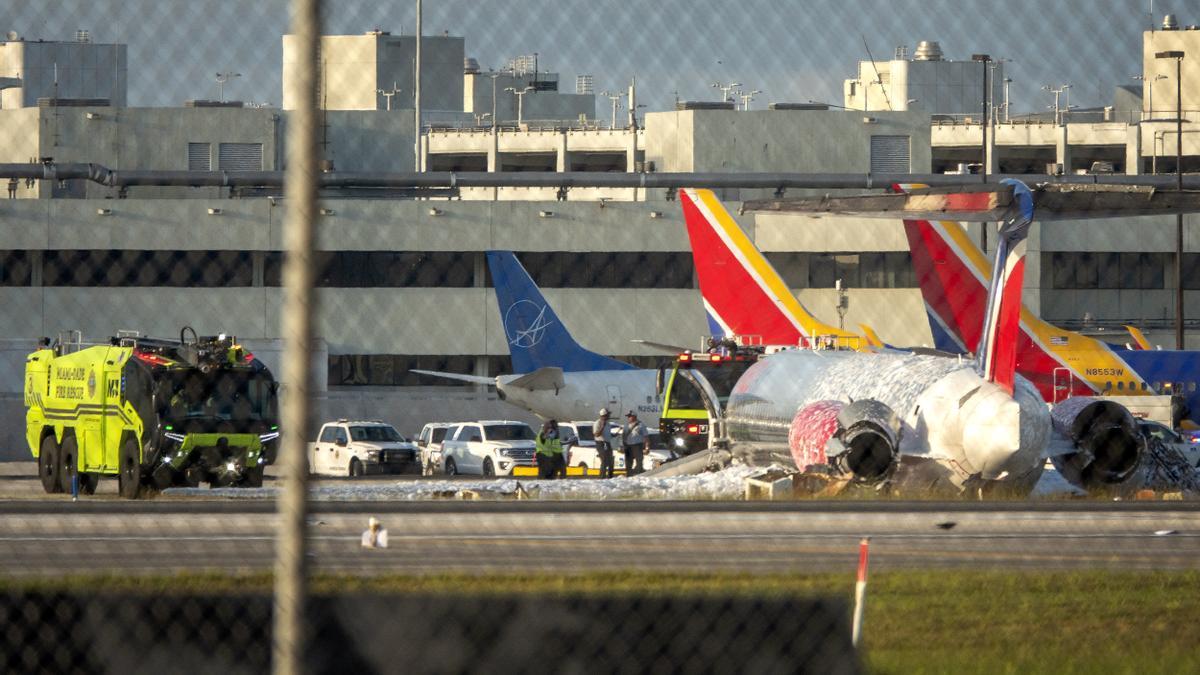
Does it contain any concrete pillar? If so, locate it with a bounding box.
[473,252,486,288]
[30,250,42,287]
[985,119,999,175]
[556,130,568,172]
[1055,124,1072,173]
[1125,124,1142,175]
[474,346,490,395]
[487,128,498,171]
[252,251,265,287]
[489,128,499,201]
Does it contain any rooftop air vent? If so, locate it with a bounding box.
[1162,14,1179,30]
[913,40,944,61]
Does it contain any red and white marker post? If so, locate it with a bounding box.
[851,537,870,647]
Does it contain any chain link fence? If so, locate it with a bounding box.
[3,0,1200,673]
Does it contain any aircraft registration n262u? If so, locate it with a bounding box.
[413,251,660,423]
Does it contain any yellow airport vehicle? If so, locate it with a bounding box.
[25,328,279,498]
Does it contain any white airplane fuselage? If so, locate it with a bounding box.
[496,369,661,423]
[725,349,1050,493]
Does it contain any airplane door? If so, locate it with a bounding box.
[606,385,621,411]
[1052,367,1074,404]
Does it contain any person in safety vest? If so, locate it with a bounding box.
[535,420,565,479]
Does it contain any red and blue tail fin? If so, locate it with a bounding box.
[976,180,1034,394]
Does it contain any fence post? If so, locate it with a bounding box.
[272,0,321,673]
[851,537,870,647]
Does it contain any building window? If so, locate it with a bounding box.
[869,135,910,173]
[511,252,693,289]
[329,354,480,386]
[1049,251,1165,290]
[42,250,253,287]
[264,251,475,288]
[218,142,264,172]
[0,250,32,286]
[187,143,212,171]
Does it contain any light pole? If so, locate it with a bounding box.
[488,70,502,130]
[737,89,761,111]
[1002,77,1012,123]
[1134,74,1169,118]
[376,81,400,111]
[215,71,241,102]
[711,81,741,103]
[505,85,534,125]
[1043,84,1071,125]
[972,54,991,185]
[600,90,623,129]
[474,112,491,126]
[1156,49,1186,349]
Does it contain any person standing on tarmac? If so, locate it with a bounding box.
[621,410,650,476]
[593,408,617,478]
[535,420,565,479]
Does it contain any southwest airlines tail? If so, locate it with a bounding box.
[679,188,860,347]
[899,186,1129,401]
[486,251,633,373]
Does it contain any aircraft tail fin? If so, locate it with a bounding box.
[859,324,885,349]
[486,251,633,373]
[1124,325,1152,351]
[679,188,859,347]
[977,180,1035,394]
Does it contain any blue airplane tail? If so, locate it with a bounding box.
[486,251,634,373]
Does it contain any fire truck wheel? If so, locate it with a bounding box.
[38,434,63,494]
[58,435,79,494]
[241,465,264,488]
[78,473,99,495]
[118,437,143,499]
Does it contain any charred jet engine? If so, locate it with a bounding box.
[1050,397,1143,489]
[788,399,901,485]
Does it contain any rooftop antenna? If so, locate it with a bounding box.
[600,90,623,129]
[215,71,241,103]
[862,37,893,111]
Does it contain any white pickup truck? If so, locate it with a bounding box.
[439,420,538,477]
[308,420,420,477]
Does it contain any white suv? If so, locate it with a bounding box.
[416,422,455,476]
[440,421,537,477]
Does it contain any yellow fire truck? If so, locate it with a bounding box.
[25,328,279,498]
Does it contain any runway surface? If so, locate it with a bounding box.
[2,497,1198,576]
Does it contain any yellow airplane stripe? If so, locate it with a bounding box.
[938,220,1145,391]
[697,189,857,339]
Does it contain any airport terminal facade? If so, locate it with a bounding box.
[1,26,1199,446]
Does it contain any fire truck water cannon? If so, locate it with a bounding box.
[788,399,902,485]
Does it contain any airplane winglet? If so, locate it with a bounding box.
[1124,325,1152,351]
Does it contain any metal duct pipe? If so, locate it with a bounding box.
[3,164,1200,190]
